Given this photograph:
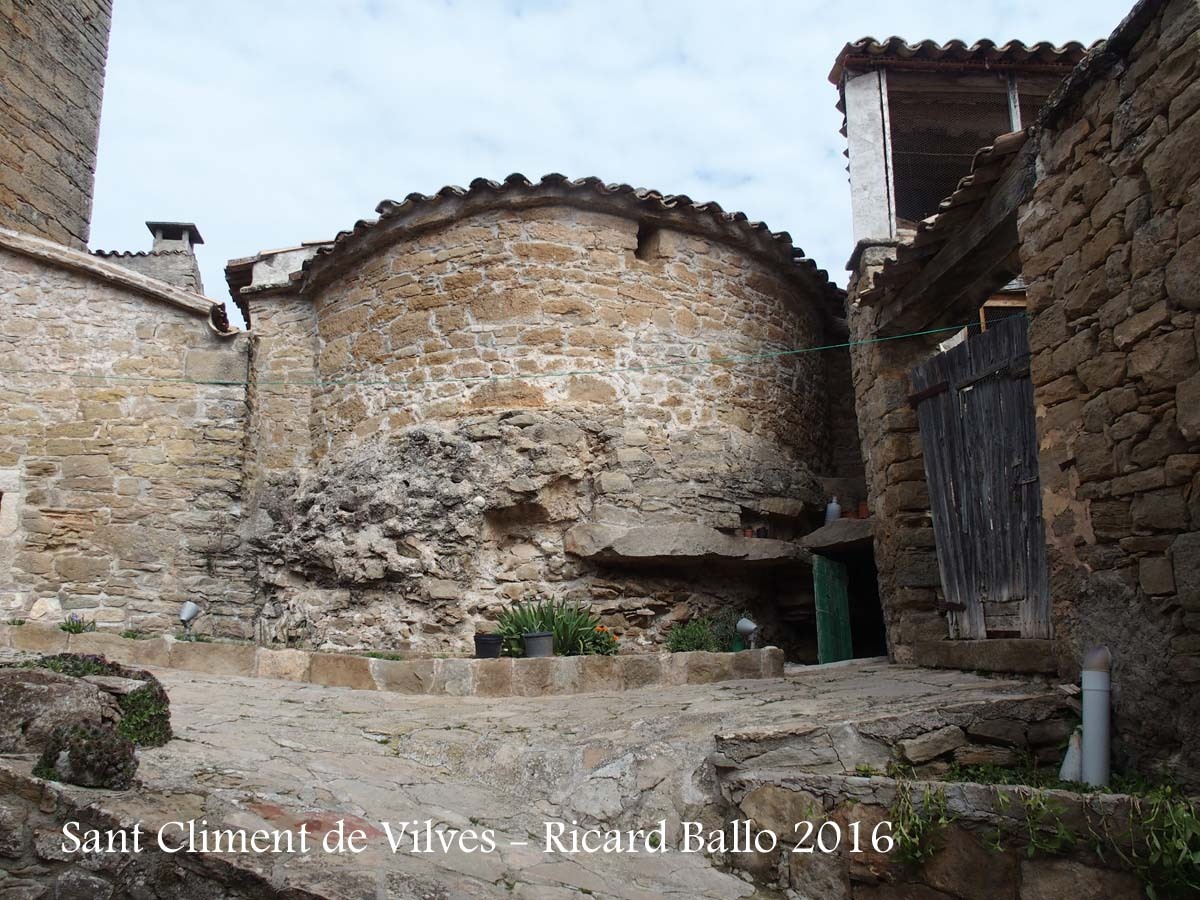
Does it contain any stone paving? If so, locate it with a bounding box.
[5,658,1060,898]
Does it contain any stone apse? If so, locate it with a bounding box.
[238,176,864,656]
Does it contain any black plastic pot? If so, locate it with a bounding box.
[522,631,554,658]
[473,633,503,659]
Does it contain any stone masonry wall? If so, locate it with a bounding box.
[845,247,945,663]
[96,250,206,294]
[0,246,256,637]
[0,0,111,249]
[248,205,857,656]
[1016,0,1200,779]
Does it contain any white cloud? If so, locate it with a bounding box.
[89,0,1133,326]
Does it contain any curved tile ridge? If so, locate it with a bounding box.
[92,249,193,258]
[294,173,843,307]
[829,36,1094,84]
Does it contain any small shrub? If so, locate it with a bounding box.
[665,609,750,653]
[6,618,25,626]
[59,614,95,634]
[496,599,617,656]
[34,723,137,790]
[362,650,404,661]
[666,618,719,653]
[891,781,953,866]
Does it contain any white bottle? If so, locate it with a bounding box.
[824,496,841,524]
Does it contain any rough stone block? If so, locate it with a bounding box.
[618,654,662,690]
[685,651,735,684]
[660,652,691,686]
[913,639,1058,675]
[1178,372,1200,441]
[473,658,514,697]
[511,657,557,697]
[577,656,621,692]
[9,625,69,655]
[1138,556,1176,595]
[952,744,1023,767]
[731,649,764,680]
[923,825,1018,900]
[1018,858,1141,900]
[255,648,312,682]
[1172,532,1200,609]
[433,658,473,696]
[370,658,434,694]
[550,655,585,694]
[760,647,785,678]
[69,632,169,668]
[740,784,823,836]
[1027,718,1074,748]
[183,349,248,384]
[967,718,1027,747]
[169,641,256,677]
[308,653,375,690]
[897,726,966,764]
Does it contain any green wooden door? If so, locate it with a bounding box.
[814,555,853,664]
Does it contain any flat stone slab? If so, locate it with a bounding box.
[914,638,1058,675]
[0,660,1061,899]
[564,523,810,569]
[801,517,874,554]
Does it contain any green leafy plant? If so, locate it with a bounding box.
[1089,784,1200,899]
[1015,788,1077,857]
[362,650,405,661]
[59,614,96,634]
[665,609,750,653]
[6,618,25,626]
[119,629,155,640]
[28,653,172,747]
[496,599,617,656]
[665,618,719,653]
[890,780,953,866]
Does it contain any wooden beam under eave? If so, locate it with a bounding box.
[875,142,1037,338]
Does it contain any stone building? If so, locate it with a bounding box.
[836,0,1200,780]
[1,0,1199,785]
[0,0,111,249]
[230,178,862,655]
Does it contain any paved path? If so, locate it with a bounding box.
[47,659,1051,899]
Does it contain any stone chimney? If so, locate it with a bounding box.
[94,221,207,294]
[147,221,204,254]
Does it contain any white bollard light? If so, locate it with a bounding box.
[1081,645,1112,788]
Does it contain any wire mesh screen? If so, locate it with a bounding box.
[888,91,1012,227]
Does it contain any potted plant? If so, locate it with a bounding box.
[522,630,554,657]
[497,599,615,657]
[473,632,503,658]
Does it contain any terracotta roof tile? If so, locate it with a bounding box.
[856,130,1030,306]
[295,173,844,310]
[829,37,1094,84]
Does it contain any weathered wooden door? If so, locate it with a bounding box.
[909,316,1051,640]
[814,555,854,663]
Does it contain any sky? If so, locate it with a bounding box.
[89,0,1133,327]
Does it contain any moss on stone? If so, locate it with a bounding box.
[34,724,137,790]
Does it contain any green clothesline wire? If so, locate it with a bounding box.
[0,314,1024,390]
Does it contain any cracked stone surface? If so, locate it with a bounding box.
[6,658,1059,898]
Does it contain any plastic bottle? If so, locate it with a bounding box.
[824,496,841,524]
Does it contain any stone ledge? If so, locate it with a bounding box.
[564,523,810,570]
[0,624,785,697]
[913,638,1058,675]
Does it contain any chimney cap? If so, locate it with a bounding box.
[145,221,204,245]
